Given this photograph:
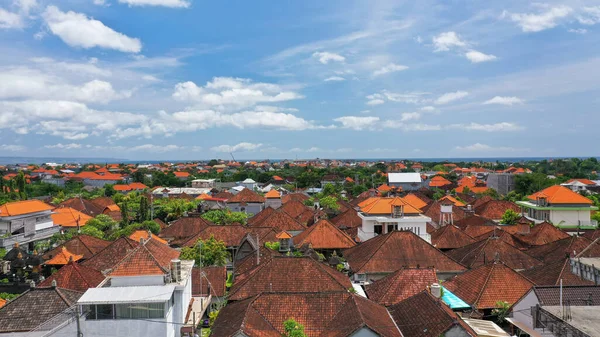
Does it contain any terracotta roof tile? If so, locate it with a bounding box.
[248,209,306,232]
[402,193,429,210]
[446,237,542,270]
[182,225,250,247]
[444,262,535,309]
[472,227,530,249]
[292,219,356,250]
[228,256,352,301]
[429,176,452,187]
[81,237,139,273]
[247,207,276,226]
[511,222,570,246]
[343,231,466,275]
[455,215,496,229]
[214,191,234,199]
[388,291,477,337]
[431,225,476,250]
[109,239,179,276]
[129,230,168,245]
[43,235,110,260]
[521,258,595,286]
[528,185,593,205]
[282,193,310,204]
[330,208,362,229]
[0,200,53,217]
[192,266,227,297]
[159,217,211,244]
[527,235,600,262]
[52,207,92,227]
[474,200,520,220]
[234,245,281,277]
[45,247,83,265]
[227,188,265,204]
[423,201,468,223]
[360,197,422,215]
[365,267,438,306]
[264,189,281,199]
[39,260,105,291]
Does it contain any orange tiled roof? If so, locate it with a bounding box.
[129,230,168,245]
[173,171,190,178]
[264,189,281,199]
[292,219,356,249]
[0,298,5,309]
[402,193,428,210]
[566,178,596,185]
[38,260,105,292]
[429,176,452,187]
[438,195,466,207]
[377,184,392,192]
[0,200,53,217]
[45,247,84,265]
[527,185,593,205]
[359,197,422,215]
[52,207,92,227]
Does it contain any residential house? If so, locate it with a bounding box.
[0,200,59,250]
[51,207,92,228]
[357,197,432,242]
[113,182,148,193]
[364,267,438,306]
[81,237,139,274]
[247,209,305,233]
[430,224,476,251]
[510,285,600,337]
[320,174,343,186]
[429,175,453,189]
[475,199,521,223]
[343,230,466,282]
[191,179,216,189]
[292,219,356,254]
[517,185,598,229]
[279,200,322,227]
[225,188,265,215]
[527,235,600,264]
[38,259,105,292]
[264,189,282,209]
[192,266,227,311]
[43,235,111,261]
[561,178,598,194]
[521,258,595,286]
[387,172,423,191]
[159,217,211,247]
[239,178,257,190]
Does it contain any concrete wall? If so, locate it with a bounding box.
[511,290,555,337]
[110,275,165,287]
[358,218,430,243]
[550,209,591,226]
[227,203,264,216]
[265,199,282,209]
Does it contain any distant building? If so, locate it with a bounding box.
[0,200,59,250]
[240,178,257,190]
[561,178,598,194]
[191,179,216,189]
[486,173,515,195]
[387,172,423,191]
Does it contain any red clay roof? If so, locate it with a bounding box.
[43,235,111,260]
[429,176,452,187]
[330,208,362,229]
[527,235,600,262]
[444,262,535,309]
[227,188,265,204]
[446,237,542,270]
[81,237,139,273]
[365,267,438,306]
[264,189,281,199]
[511,222,570,246]
[528,185,593,205]
[248,209,306,232]
[431,225,476,250]
[129,230,168,245]
[359,197,422,215]
[159,217,211,242]
[39,260,105,292]
[343,231,466,275]
[192,266,227,297]
[292,219,356,250]
[521,258,595,286]
[182,225,250,247]
[228,256,352,301]
[0,200,53,217]
[45,247,83,265]
[423,201,468,223]
[455,215,496,230]
[109,239,179,277]
[247,206,276,226]
[388,291,477,337]
[474,200,520,220]
[52,207,92,227]
[281,193,309,204]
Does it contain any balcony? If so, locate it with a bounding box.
[0,226,61,249]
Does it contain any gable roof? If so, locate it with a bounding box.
[330,208,362,229]
[388,291,476,337]
[192,266,227,297]
[0,287,82,333]
[39,260,105,292]
[0,200,53,217]
[159,216,211,242]
[511,221,570,246]
[455,215,496,229]
[109,239,180,277]
[292,219,356,250]
[532,285,600,306]
[343,231,466,275]
[527,235,600,262]
[45,247,84,265]
[227,188,265,204]
[81,236,139,273]
[365,267,438,306]
[43,235,111,260]
[474,200,520,220]
[51,207,92,227]
[264,189,281,199]
[234,245,281,277]
[228,256,352,301]
[58,197,105,217]
[129,230,168,245]
[444,262,535,309]
[402,193,429,210]
[439,195,466,207]
[212,292,402,337]
[521,258,595,286]
[528,185,593,205]
[359,197,422,215]
[431,225,476,250]
[247,206,276,226]
[281,192,309,204]
[445,237,542,270]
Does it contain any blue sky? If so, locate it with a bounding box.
[0,0,600,160]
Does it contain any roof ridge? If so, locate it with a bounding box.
[246,297,280,334]
[473,263,496,308]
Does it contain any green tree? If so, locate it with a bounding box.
[283,318,307,337]
[15,172,26,200]
[491,301,510,323]
[180,235,229,267]
[501,209,521,225]
[351,184,367,197]
[120,200,130,227]
[86,214,119,232]
[319,195,340,211]
[201,210,248,225]
[139,196,149,222]
[104,184,116,197]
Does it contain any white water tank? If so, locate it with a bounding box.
[431,283,442,298]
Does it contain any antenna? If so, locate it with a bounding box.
[230,152,236,162]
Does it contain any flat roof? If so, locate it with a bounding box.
[388,172,422,183]
[462,319,510,337]
[78,286,175,305]
[543,306,600,337]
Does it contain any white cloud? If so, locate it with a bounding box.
[0,144,25,152]
[0,8,22,28]
[366,97,385,105]
[400,112,420,121]
[44,143,82,150]
[324,76,345,82]
[334,116,380,130]
[118,0,191,8]
[434,91,468,105]
[382,91,429,104]
[385,122,442,131]
[42,6,142,53]
[172,77,303,109]
[432,32,466,52]
[509,6,573,32]
[93,0,106,5]
[483,96,524,106]
[312,51,345,64]
[210,142,262,152]
[129,144,182,152]
[465,50,497,63]
[16,0,38,14]
[449,122,524,132]
[454,143,528,153]
[420,106,436,112]
[568,28,588,34]
[577,6,600,25]
[372,63,408,76]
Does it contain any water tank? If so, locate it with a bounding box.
[430,283,442,298]
[171,259,181,282]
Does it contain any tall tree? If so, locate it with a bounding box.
[139,196,149,222]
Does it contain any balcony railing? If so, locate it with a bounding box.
[0,226,61,249]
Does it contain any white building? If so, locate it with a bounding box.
[240,178,257,191]
[0,200,59,250]
[357,197,431,243]
[517,185,598,229]
[191,179,216,189]
[560,178,598,194]
[387,172,423,191]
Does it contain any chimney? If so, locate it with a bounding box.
[430,283,442,298]
[171,259,181,283]
[30,280,35,289]
[51,279,57,288]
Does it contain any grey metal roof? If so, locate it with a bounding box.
[78,285,175,305]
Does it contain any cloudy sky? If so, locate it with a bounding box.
[0,0,599,160]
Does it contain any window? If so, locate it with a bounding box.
[86,303,165,320]
[85,304,114,320]
[387,224,395,233]
[374,224,383,235]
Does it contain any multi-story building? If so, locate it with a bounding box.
[486,173,515,195]
[356,197,432,243]
[0,200,59,250]
[387,173,423,191]
[517,185,598,229]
